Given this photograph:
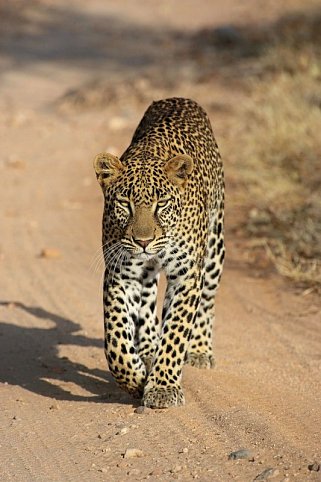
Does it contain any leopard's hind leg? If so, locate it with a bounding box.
[185,205,225,369]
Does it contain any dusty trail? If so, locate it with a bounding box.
[0,1,320,481]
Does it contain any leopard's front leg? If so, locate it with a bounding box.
[143,268,202,408]
[136,266,161,372]
[103,269,147,397]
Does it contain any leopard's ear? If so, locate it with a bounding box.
[165,154,194,190]
[93,152,124,187]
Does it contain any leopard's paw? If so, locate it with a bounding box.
[112,368,146,398]
[143,384,185,409]
[185,352,215,369]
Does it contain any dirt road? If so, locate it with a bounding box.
[0,1,320,481]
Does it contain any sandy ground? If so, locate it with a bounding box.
[0,1,320,481]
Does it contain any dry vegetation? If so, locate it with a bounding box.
[237,75,321,285]
[222,11,321,286]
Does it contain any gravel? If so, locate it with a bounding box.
[308,462,320,472]
[134,406,152,414]
[228,449,253,460]
[123,448,144,459]
[253,467,279,480]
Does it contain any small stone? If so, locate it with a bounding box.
[98,468,108,473]
[101,447,111,453]
[123,448,144,459]
[127,469,141,476]
[49,402,60,410]
[228,449,252,460]
[150,467,163,476]
[40,248,61,259]
[254,467,279,480]
[134,406,152,414]
[308,462,320,472]
[179,447,189,454]
[115,422,126,428]
[170,465,182,473]
[116,427,129,435]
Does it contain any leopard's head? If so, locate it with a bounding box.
[93,152,193,256]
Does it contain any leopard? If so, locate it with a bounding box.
[93,97,224,408]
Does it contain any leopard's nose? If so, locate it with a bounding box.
[133,238,154,249]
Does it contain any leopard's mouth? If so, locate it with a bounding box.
[121,237,169,257]
[136,244,164,257]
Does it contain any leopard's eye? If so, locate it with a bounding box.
[119,200,130,207]
[116,198,131,213]
[157,198,170,209]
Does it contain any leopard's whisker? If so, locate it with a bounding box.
[90,241,122,274]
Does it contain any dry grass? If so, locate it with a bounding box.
[228,11,321,286]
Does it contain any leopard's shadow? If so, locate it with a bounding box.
[0,301,135,405]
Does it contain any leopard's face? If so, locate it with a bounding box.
[94,152,194,257]
[107,173,182,257]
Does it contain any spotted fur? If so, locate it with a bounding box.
[93,98,224,408]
